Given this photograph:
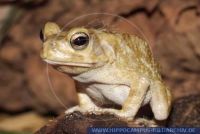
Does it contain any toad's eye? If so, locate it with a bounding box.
[70,32,89,50]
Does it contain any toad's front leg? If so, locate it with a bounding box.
[100,77,150,120]
[65,93,100,114]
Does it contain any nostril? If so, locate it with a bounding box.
[40,29,44,42]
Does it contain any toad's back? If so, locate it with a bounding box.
[98,30,161,81]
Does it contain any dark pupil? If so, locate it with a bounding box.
[73,36,88,46]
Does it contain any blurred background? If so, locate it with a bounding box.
[0,0,199,133]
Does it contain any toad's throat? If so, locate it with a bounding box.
[44,59,97,68]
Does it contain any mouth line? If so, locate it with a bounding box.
[44,59,96,67]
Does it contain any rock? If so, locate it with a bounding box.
[168,94,200,127]
[35,112,158,134]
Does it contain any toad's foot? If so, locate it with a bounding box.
[96,108,135,121]
[133,118,158,127]
[65,93,101,115]
[65,105,101,115]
